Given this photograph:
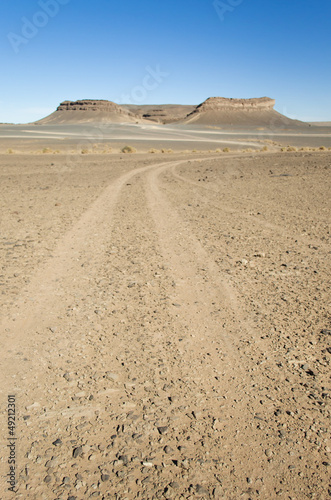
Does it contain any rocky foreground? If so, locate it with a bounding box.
[0,152,330,499]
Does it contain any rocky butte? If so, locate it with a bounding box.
[36,99,143,124]
[181,96,307,127]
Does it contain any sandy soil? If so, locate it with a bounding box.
[0,151,330,499]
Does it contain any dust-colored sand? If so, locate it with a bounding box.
[0,151,330,499]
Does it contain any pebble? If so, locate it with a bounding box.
[157,426,168,435]
[72,446,83,458]
[104,372,119,381]
[196,484,209,495]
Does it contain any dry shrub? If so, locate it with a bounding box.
[223,147,230,153]
[121,145,136,154]
[148,148,158,154]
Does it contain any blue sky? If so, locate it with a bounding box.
[0,0,330,123]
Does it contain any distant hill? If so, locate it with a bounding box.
[308,122,331,127]
[179,97,309,128]
[33,97,312,128]
[122,104,196,124]
[35,100,145,124]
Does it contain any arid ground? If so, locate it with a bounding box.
[0,148,330,499]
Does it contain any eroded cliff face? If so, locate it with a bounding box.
[37,99,143,124]
[194,97,276,112]
[56,100,134,115]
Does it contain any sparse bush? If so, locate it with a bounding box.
[223,147,230,153]
[261,146,268,152]
[7,148,14,154]
[215,149,221,153]
[42,148,52,154]
[167,149,173,153]
[53,150,60,154]
[121,145,136,154]
[287,146,297,152]
[319,146,326,150]
[149,148,158,154]
[81,148,89,154]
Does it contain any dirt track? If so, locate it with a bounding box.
[0,152,330,499]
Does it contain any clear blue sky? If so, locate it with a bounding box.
[0,0,330,123]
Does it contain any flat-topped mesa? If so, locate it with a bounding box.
[196,97,276,112]
[57,99,133,115]
[179,95,307,127]
[36,99,146,124]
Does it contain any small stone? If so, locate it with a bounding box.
[72,447,83,459]
[157,426,168,435]
[196,484,209,495]
[46,457,59,468]
[164,446,174,454]
[44,475,52,483]
[118,455,128,464]
[265,449,273,458]
[52,438,62,447]
[101,474,110,482]
[104,372,119,381]
[213,486,223,497]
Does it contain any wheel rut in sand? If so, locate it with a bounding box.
[0,154,329,499]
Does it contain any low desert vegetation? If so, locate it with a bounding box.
[261,146,268,152]
[319,146,326,150]
[81,148,89,154]
[148,148,158,154]
[6,148,14,154]
[223,147,230,153]
[121,145,136,154]
[215,149,222,153]
[42,148,52,154]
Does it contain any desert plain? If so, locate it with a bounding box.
[0,102,330,499]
